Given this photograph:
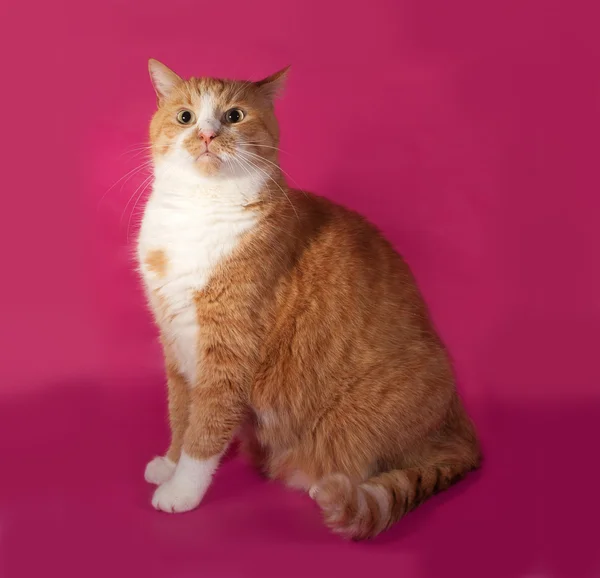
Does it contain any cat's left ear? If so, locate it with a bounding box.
[255,66,290,101]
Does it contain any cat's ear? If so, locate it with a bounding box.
[255,66,290,101]
[148,59,183,102]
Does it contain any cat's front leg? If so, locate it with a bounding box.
[145,359,189,486]
[151,378,245,513]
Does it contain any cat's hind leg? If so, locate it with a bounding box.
[236,414,270,476]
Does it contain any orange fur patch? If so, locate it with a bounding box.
[145,249,168,278]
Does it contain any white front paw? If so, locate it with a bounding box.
[144,456,176,485]
[151,476,204,513]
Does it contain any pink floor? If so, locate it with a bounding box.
[1,386,598,577]
[1,0,599,576]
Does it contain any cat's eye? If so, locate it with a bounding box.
[176,110,195,125]
[224,108,245,124]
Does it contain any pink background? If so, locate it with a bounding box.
[1,0,599,576]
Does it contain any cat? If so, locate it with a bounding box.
[136,58,481,540]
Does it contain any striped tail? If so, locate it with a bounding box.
[314,460,479,540]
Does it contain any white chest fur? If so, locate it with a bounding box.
[137,167,262,386]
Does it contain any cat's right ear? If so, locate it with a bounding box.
[148,59,182,103]
[255,66,290,102]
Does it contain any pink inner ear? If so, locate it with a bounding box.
[256,67,290,100]
[149,60,182,98]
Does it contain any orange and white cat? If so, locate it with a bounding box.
[137,59,481,540]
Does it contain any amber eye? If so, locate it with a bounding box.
[224,108,245,124]
[176,110,195,125]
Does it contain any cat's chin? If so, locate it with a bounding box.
[194,154,223,177]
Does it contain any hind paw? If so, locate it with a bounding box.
[144,456,176,485]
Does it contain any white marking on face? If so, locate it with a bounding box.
[151,451,220,513]
[197,92,221,136]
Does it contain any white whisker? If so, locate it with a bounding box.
[121,173,153,232]
[98,160,153,209]
[127,176,154,244]
[235,153,300,221]
[240,142,292,156]
[237,148,308,199]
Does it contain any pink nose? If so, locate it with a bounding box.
[199,130,216,145]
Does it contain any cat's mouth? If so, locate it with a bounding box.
[196,151,220,162]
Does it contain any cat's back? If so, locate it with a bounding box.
[254,188,454,445]
[261,188,443,369]
[284,189,421,305]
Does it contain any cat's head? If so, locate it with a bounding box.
[148,59,287,182]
